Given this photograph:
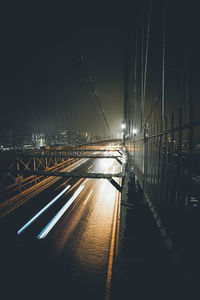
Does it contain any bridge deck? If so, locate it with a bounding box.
[112,177,191,300]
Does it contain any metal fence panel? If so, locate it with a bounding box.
[126,106,200,270]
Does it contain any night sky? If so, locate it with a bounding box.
[0,2,126,137]
[0,1,199,137]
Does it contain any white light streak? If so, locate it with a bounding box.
[88,163,95,171]
[37,185,85,239]
[83,189,93,205]
[17,185,71,235]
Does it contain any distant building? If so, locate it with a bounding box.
[0,129,102,152]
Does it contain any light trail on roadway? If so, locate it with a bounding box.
[0,145,122,300]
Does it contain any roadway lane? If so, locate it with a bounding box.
[0,157,88,218]
[0,151,122,300]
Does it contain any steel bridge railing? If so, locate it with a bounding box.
[126,105,200,272]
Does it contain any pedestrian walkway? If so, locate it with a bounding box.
[111,169,195,300]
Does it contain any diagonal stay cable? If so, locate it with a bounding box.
[80,56,113,138]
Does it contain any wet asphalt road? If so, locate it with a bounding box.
[0,153,121,300]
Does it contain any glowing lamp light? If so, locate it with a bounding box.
[121,123,126,129]
[132,129,137,135]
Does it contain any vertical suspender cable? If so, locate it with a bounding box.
[134,26,138,131]
[140,16,144,132]
[161,5,167,121]
[143,1,152,114]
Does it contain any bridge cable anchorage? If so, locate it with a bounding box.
[79,56,113,139]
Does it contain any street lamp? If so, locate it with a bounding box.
[121,122,126,129]
[132,128,137,135]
